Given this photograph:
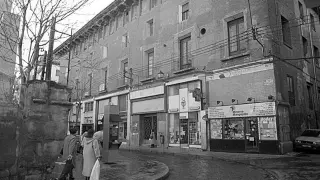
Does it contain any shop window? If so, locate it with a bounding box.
[169,113,180,144]
[223,119,244,139]
[189,112,201,145]
[210,119,222,139]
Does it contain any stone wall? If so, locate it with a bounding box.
[0,80,72,180]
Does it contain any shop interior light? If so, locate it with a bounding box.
[217,101,223,105]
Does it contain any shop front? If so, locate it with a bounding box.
[130,85,166,147]
[208,102,278,154]
[96,93,128,142]
[167,80,203,149]
[82,116,94,134]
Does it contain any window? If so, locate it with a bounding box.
[88,72,92,96]
[139,0,143,15]
[314,46,319,66]
[302,36,308,57]
[123,11,129,25]
[311,14,315,31]
[122,34,128,48]
[227,17,245,56]
[147,19,154,36]
[119,94,128,112]
[116,15,120,29]
[98,28,103,39]
[84,102,94,112]
[109,19,114,34]
[287,75,295,106]
[182,3,189,21]
[299,2,304,20]
[307,83,313,109]
[180,36,191,69]
[147,50,154,77]
[131,4,137,21]
[150,0,157,9]
[104,24,108,37]
[281,16,291,47]
[103,46,108,58]
[122,60,129,85]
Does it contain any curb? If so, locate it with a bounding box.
[152,161,170,180]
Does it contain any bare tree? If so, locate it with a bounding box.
[0,0,90,84]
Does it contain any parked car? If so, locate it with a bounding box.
[294,129,320,151]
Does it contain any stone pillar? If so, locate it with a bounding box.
[19,80,72,178]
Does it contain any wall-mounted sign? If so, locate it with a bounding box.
[130,86,164,99]
[132,98,165,114]
[208,102,276,118]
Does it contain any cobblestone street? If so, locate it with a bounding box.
[118,151,276,180]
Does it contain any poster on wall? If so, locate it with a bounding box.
[210,120,222,139]
[258,117,278,140]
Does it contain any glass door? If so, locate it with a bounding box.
[245,118,259,152]
[180,119,188,148]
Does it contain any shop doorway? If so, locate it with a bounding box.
[245,118,259,152]
[142,115,157,144]
[180,119,189,148]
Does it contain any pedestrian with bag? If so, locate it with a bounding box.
[58,128,79,180]
[82,129,102,180]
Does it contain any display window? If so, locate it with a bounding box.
[169,112,201,145]
[210,118,245,140]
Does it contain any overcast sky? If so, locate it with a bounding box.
[55,0,113,48]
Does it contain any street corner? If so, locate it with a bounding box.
[100,160,169,180]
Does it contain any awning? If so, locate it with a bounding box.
[305,0,320,8]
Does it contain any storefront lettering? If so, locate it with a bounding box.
[208,102,276,118]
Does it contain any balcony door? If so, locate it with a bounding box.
[180,36,191,69]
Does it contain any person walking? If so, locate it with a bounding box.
[150,130,156,148]
[82,129,102,180]
[58,128,79,180]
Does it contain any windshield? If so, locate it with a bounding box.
[301,130,320,137]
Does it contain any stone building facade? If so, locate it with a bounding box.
[54,0,320,154]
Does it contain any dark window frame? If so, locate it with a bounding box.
[182,2,189,21]
[148,19,154,36]
[227,17,245,56]
[307,83,314,110]
[147,50,154,77]
[179,36,192,69]
[281,16,292,47]
[310,13,316,31]
[302,36,308,57]
[314,46,319,66]
[287,75,295,106]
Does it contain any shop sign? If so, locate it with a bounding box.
[132,98,165,114]
[258,117,277,140]
[208,102,276,118]
[130,86,164,99]
[179,88,189,112]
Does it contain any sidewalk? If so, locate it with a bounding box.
[53,150,169,180]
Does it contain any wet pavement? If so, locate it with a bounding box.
[118,151,276,180]
[253,152,320,180]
